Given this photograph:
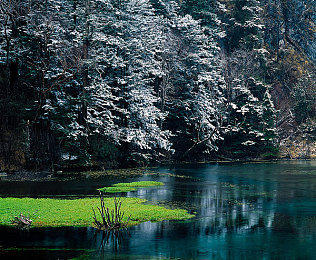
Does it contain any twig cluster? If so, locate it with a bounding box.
[92,191,130,231]
[12,213,32,228]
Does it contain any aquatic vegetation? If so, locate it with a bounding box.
[113,181,164,187]
[92,193,130,230]
[0,197,194,228]
[98,187,137,193]
[98,181,164,193]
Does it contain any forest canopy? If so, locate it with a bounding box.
[0,0,315,170]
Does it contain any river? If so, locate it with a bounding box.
[1,161,316,259]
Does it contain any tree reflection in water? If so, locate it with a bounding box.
[95,228,130,257]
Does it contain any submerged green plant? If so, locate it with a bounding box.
[0,197,194,227]
[98,181,164,193]
[113,181,164,187]
[98,187,137,193]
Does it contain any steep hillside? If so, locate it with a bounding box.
[263,0,316,158]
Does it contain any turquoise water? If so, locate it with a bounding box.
[1,161,316,259]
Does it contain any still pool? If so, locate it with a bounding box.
[1,161,316,259]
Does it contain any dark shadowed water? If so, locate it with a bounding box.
[1,161,316,259]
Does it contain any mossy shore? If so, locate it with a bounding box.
[0,197,194,228]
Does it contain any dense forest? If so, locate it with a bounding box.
[0,0,315,171]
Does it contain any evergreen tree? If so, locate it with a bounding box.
[118,0,173,163]
[221,49,277,158]
[157,3,226,159]
[218,0,264,52]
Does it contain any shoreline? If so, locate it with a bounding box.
[1,159,315,181]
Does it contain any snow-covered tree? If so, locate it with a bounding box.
[116,0,173,163]
[218,0,264,51]
[221,49,277,158]
[173,13,226,157]
[133,2,224,159]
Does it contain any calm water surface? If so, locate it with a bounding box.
[1,161,316,259]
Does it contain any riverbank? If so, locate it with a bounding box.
[1,159,315,182]
[0,167,197,182]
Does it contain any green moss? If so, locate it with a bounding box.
[113,181,164,187]
[0,197,194,228]
[98,186,137,193]
[98,181,164,193]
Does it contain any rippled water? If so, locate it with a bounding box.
[1,161,316,259]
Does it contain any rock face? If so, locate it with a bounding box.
[264,0,316,63]
[265,0,316,158]
[286,0,316,63]
[279,121,316,159]
[280,140,316,159]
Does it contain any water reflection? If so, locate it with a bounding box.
[1,161,316,259]
[95,229,130,258]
